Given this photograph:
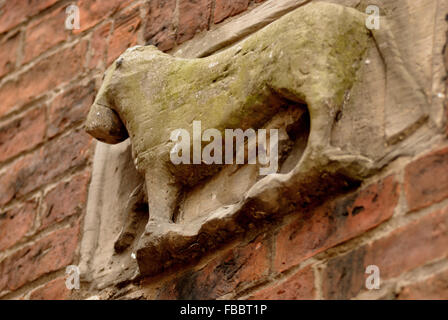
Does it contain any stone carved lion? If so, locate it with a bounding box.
[85,2,427,275]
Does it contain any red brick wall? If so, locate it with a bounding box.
[153,161,448,300]
[0,0,447,300]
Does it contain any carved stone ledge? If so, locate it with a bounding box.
[79,0,448,286]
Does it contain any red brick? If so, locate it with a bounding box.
[0,31,20,78]
[322,206,448,299]
[213,0,250,24]
[0,40,88,117]
[249,265,316,300]
[48,80,96,137]
[40,170,91,230]
[368,208,448,278]
[0,129,92,207]
[29,277,71,300]
[0,222,80,292]
[89,22,112,70]
[404,147,448,212]
[397,268,448,300]
[158,236,269,299]
[0,199,37,251]
[24,7,69,63]
[274,175,399,273]
[107,5,141,65]
[177,0,212,44]
[75,0,133,34]
[0,0,59,34]
[321,246,367,299]
[144,0,176,51]
[0,107,46,163]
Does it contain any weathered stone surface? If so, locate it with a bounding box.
[82,0,445,281]
[86,2,381,276]
[79,141,142,287]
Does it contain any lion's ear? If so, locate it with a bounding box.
[85,102,129,144]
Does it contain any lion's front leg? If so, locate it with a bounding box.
[144,165,181,234]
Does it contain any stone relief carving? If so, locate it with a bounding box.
[80,0,447,284]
